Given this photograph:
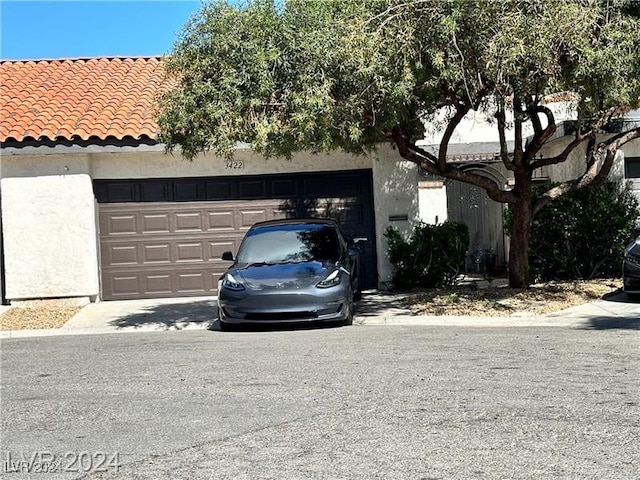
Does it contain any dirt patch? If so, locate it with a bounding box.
[402,278,620,317]
[0,299,83,331]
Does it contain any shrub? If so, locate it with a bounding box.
[384,221,469,290]
[505,181,639,281]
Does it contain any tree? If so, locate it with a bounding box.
[157,0,640,288]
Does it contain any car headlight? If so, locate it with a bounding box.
[222,273,245,291]
[316,269,342,288]
[625,254,640,266]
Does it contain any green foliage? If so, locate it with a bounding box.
[384,222,469,290]
[158,0,640,160]
[505,181,639,280]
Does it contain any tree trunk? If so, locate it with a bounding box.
[508,186,533,288]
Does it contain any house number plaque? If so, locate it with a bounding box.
[225,160,245,169]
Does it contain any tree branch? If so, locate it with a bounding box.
[385,129,515,204]
[495,100,514,171]
[438,102,470,169]
[512,91,524,167]
[530,131,592,169]
[533,126,640,215]
[524,105,557,163]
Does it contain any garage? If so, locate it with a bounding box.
[94,169,377,300]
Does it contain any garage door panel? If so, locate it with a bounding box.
[103,214,138,235]
[142,214,171,233]
[175,242,205,263]
[97,170,377,300]
[146,274,173,294]
[239,209,270,228]
[174,181,203,201]
[238,179,266,198]
[102,244,139,266]
[176,272,207,293]
[175,212,203,232]
[206,211,235,230]
[142,244,172,264]
[106,274,141,298]
[141,182,170,202]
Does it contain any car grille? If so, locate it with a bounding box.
[243,304,342,321]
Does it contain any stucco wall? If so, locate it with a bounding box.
[544,135,638,184]
[1,172,99,301]
[371,145,420,286]
[90,148,372,179]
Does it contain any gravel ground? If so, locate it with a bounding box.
[0,299,82,331]
[403,278,620,316]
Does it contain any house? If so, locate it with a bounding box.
[0,57,437,304]
[2,57,638,305]
[417,106,640,273]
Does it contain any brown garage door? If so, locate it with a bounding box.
[99,200,289,300]
[95,170,377,300]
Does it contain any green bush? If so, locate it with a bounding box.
[505,181,639,281]
[384,221,469,290]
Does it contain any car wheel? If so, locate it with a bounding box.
[343,295,354,326]
[353,287,362,302]
[217,305,236,331]
[352,276,362,302]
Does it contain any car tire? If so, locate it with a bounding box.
[353,288,362,302]
[217,305,236,331]
[343,295,354,326]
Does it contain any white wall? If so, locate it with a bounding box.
[90,148,372,179]
[418,181,448,225]
[545,135,639,184]
[419,101,576,146]
[371,145,420,286]
[1,173,99,301]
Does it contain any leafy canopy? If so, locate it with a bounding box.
[158,0,640,162]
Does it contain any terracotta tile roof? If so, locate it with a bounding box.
[0,57,168,144]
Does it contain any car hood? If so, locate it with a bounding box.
[231,261,336,290]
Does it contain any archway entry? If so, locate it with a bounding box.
[445,164,508,274]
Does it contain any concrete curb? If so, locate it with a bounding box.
[1,314,588,339]
[0,322,214,339]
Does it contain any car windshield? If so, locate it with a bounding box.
[236,224,341,264]
[627,237,640,256]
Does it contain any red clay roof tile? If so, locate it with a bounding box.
[0,57,170,143]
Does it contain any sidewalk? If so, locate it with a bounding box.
[1,290,639,339]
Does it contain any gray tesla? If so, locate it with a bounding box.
[217,218,363,329]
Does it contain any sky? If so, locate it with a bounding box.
[0,0,203,60]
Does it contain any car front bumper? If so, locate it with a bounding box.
[218,288,351,324]
[623,259,640,294]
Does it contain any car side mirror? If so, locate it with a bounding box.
[348,236,368,254]
[221,251,234,261]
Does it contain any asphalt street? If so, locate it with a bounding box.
[1,325,638,479]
